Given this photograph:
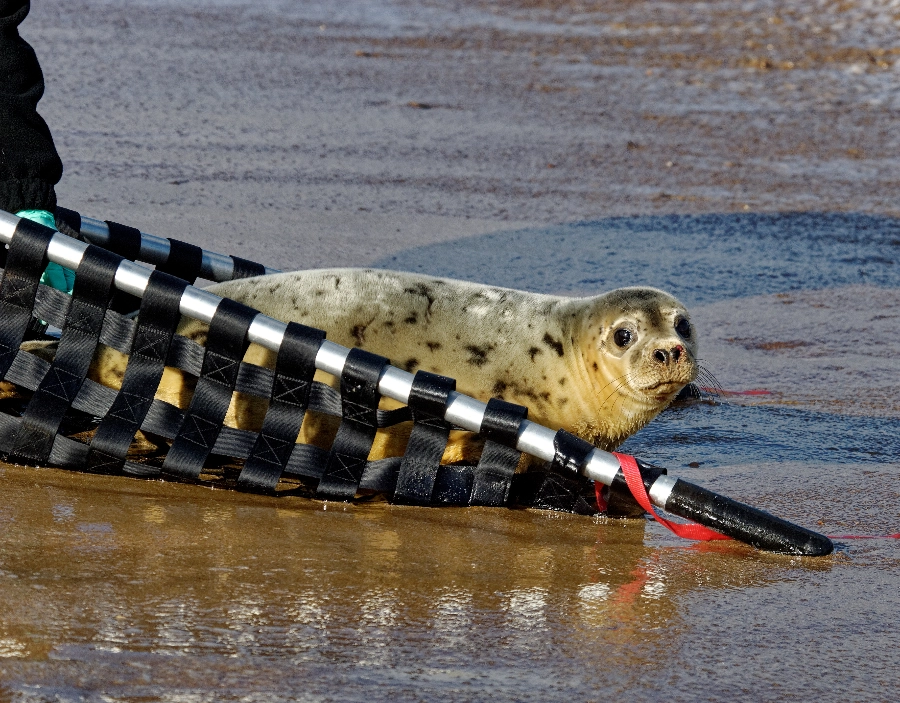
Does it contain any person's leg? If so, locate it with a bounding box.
[0,1,72,293]
[0,0,63,214]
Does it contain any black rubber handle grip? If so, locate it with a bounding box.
[663,478,833,556]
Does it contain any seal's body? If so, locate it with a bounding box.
[96,269,696,463]
[83,269,697,463]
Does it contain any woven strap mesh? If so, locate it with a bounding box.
[0,215,603,514]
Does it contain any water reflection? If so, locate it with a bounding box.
[433,589,473,651]
[0,637,27,659]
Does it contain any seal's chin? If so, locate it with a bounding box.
[640,380,688,403]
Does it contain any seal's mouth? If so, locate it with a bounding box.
[642,380,685,400]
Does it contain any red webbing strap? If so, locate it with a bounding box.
[594,482,608,512]
[612,452,731,541]
[612,453,898,543]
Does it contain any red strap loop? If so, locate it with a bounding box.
[610,452,731,542]
[597,453,898,544]
[594,481,608,513]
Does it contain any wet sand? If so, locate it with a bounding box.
[3,0,899,699]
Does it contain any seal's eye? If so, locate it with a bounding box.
[613,328,633,348]
[675,318,692,339]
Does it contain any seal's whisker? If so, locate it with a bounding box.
[691,368,728,404]
[604,371,642,417]
[594,369,636,404]
[597,375,629,411]
[597,379,634,422]
[696,367,726,396]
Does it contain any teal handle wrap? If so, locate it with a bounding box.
[16,209,75,295]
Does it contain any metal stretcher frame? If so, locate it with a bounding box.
[0,210,833,556]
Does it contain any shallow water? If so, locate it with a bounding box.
[0,461,897,702]
[1,455,897,701]
[4,0,900,700]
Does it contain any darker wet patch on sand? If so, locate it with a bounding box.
[376,212,900,306]
[727,338,812,351]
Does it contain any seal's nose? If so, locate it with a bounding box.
[654,344,684,364]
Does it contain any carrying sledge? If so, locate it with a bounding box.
[0,209,833,556]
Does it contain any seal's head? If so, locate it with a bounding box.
[574,287,698,449]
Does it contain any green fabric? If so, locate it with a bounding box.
[16,209,76,295]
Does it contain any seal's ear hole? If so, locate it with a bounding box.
[675,317,692,340]
[613,328,633,348]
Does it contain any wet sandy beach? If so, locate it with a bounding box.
[3,0,899,699]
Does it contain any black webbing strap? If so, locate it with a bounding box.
[393,370,455,505]
[104,221,143,261]
[55,206,82,237]
[0,219,54,378]
[158,238,203,284]
[470,397,528,506]
[316,348,389,501]
[512,470,600,516]
[231,255,266,280]
[104,220,145,313]
[517,429,599,515]
[10,245,122,462]
[85,271,189,473]
[431,465,474,504]
[237,322,325,493]
[550,429,595,476]
[162,298,258,479]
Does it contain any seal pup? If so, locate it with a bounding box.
[84,269,697,462]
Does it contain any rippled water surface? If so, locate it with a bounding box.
[3,0,900,700]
